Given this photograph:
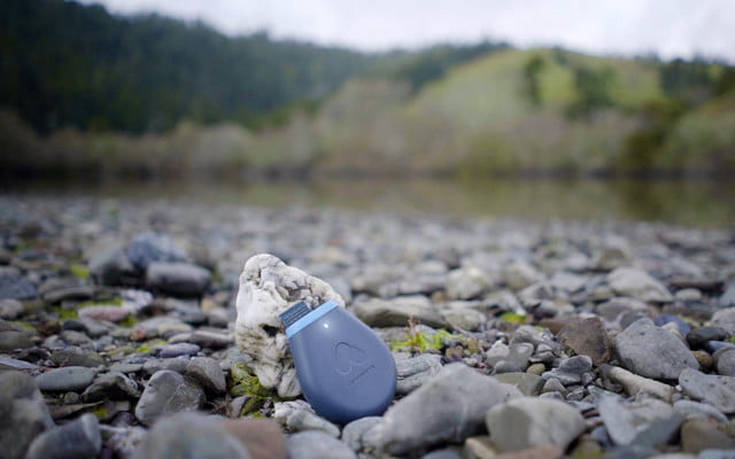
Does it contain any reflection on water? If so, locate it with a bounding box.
[4,178,735,227]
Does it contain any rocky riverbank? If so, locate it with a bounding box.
[1,194,735,458]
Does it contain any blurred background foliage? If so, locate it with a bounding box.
[1,0,734,180]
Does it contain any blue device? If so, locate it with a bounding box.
[280,300,397,424]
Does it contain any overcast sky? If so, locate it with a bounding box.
[81,0,735,61]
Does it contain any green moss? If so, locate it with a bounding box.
[230,363,275,399]
[499,312,528,325]
[119,315,138,327]
[728,337,735,344]
[135,339,167,354]
[9,321,36,332]
[91,405,109,420]
[69,263,90,279]
[52,307,78,319]
[390,329,456,352]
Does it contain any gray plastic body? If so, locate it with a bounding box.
[286,304,396,424]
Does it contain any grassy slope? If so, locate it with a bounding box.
[317,48,666,174]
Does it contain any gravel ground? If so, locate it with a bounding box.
[1,194,735,459]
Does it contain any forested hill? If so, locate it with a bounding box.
[0,0,377,134]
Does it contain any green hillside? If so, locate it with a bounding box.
[314,48,733,175]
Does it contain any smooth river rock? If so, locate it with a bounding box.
[614,318,698,380]
[485,397,585,452]
[362,363,521,455]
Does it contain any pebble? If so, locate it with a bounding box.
[158,342,201,358]
[134,370,205,425]
[495,372,545,396]
[485,397,585,452]
[0,266,38,300]
[25,413,101,459]
[462,436,497,459]
[221,418,288,459]
[89,244,136,285]
[614,318,699,380]
[188,329,233,348]
[82,371,140,402]
[341,416,382,452]
[679,368,735,413]
[0,355,38,370]
[599,397,676,445]
[445,267,489,300]
[673,400,728,422]
[0,329,34,351]
[680,419,735,453]
[78,305,130,322]
[50,347,104,367]
[362,363,521,455]
[273,400,340,437]
[716,348,735,376]
[709,308,735,335]
[687,326,728,349]
[607,267,673,303]
[542,355,592,385]
[675,288,702,302]
[557,317,612,365]
[602,365,674,401]
[352,295,447,328]
[0,298,24,319]
[494,342,534,373]
[720,283,735,308]
[0,371,55,459]
[286,431,356,459]
[35,366,97,392]
[133,412,250,459]
[185,356,226,393]
[126,232,188,271]
[394,352,443,394]
[145,262,211,297]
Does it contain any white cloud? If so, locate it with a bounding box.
[80,0,735,61]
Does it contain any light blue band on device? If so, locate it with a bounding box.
[285,300,338,338]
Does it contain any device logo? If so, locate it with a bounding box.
[334,341,374,384]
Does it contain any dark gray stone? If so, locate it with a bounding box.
[0,267,37,300]
[362,363,521,455]
[394,352,443,394]
[126,232,187,271]
[679,368,735,413]
[82,371,140,402]
[542,355,592,385]
[185,356,226,393]
[25,413,101,459]
[133,413,250,459]
[341,416,382,452]
[134,370,205,425]
[145,262,211,297]
[688,326,729,349]
[0,371,54,459]
[89,245,137,286]
[286,431,355,459]
[716,348,735,376]
[614,318,698,380]
[0,330,34,351]
[50,347,104,368]
[485,397,585,452]
[35,366,96,392]
[158,342,201,358]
